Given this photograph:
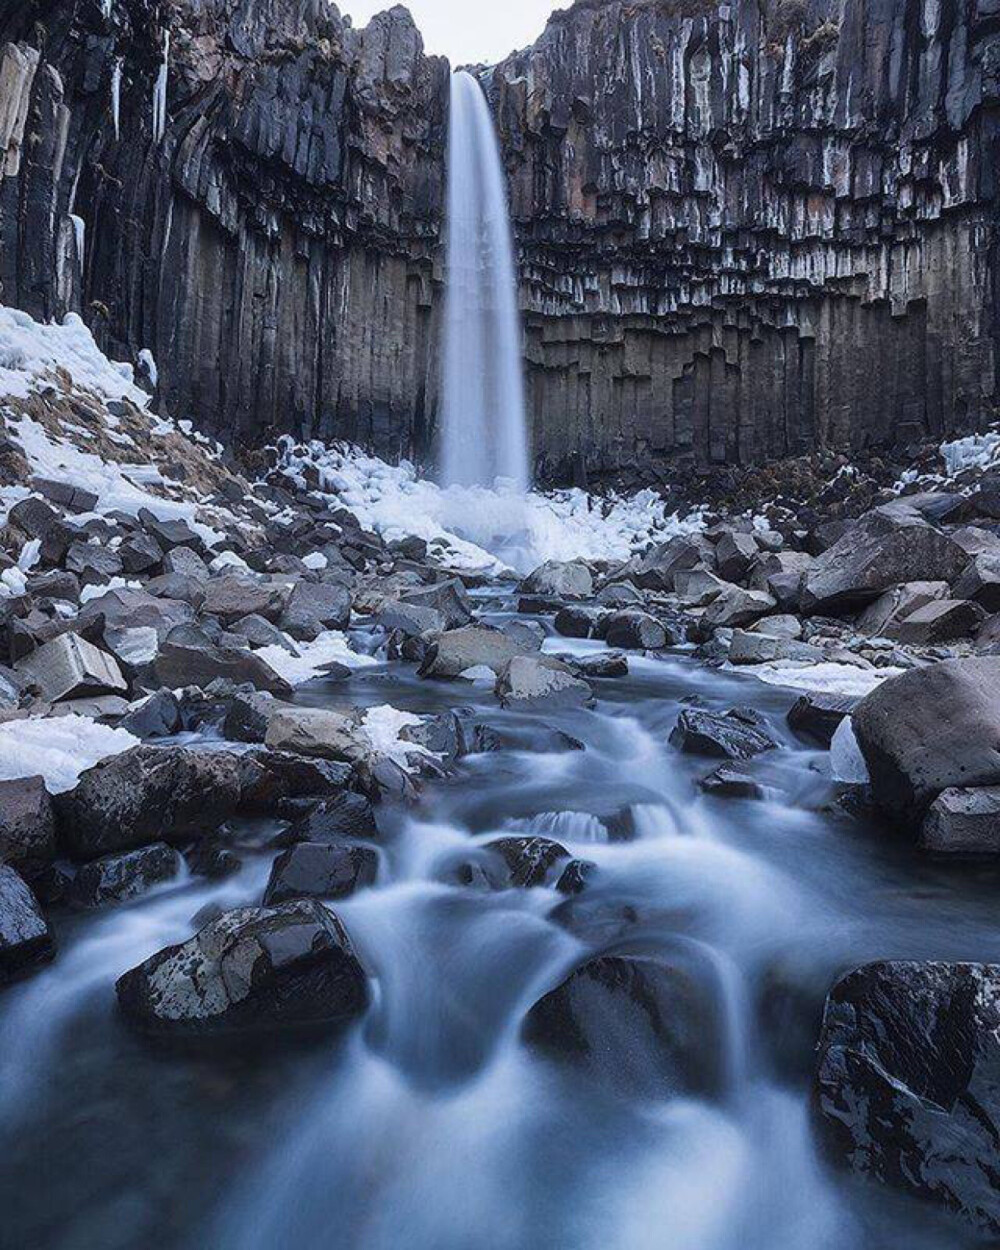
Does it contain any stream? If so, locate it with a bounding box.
[1,588,998,1250]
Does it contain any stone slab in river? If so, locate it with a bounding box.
[853,658,1000,821]
[921,787,1000,854]
[815,961,1000,1236]
[263,842,378,905]
[497,655,593,711]
[16,633,127,703]
[0,864,54,982]
[418,627,532,679]
[115,900,369,1039]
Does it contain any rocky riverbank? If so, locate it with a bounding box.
[5,308,1000,1238]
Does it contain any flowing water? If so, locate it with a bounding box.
[439,71,529,491]
[2,591,1000,1249]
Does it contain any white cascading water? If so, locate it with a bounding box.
[440,70,529,492]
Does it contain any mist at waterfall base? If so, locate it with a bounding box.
[439,70,530,497]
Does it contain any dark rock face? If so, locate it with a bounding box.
[115,900,369,1039]
[67,842,182,909]
[263,842,378,905]
[1,0,995,476]
[523,953,726,1099]
[670,707,778,760]
[814,961,1000,1237]
[492,0,998,480]
[55,746,243,859]
[0,775,56,877]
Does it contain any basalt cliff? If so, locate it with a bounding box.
[1,0,997,482]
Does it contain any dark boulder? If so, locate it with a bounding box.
[628,535,715,592]
[670,708,778,760]
[115,900,369,1039]
[55,746,243,859]
[0,864,54,982]
[0,776,56,876]
[497,655,593,711]
[263,842,378,904]
[276,792,380,845]
[699,765,766,799]
[523,954,726,1099]
[154,629,293,698]
[890,599,986,645]
[814,961,1000,1237]
[399,579,472,629]
[485,836,570,888]
[920,787,1000,854]
[786,692,858,747]
[237,751,353,815]
[67,843,183,909]
[603,610,669,650]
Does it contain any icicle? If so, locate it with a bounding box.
[111,59,121,140]
[70,214,86,269]
[152,30,170,143]
[101,0,114,19]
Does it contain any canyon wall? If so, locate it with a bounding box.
[0,0,997,481]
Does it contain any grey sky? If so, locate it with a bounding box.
[338,1,564,65]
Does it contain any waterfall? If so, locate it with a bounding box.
[111,59,122,141]
[440,70,529,492]
[152,30,169,143]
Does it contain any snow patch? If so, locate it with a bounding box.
[0,307,145,405]
[830,717,870,784]
[360,705,430,768]
[0,715,139,793]
[940,430,1000,478]
[742,660,907,699]
[254,630,377,686]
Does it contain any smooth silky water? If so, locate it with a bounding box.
[3,592,1000,1249]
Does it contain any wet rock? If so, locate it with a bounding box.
[571,651,629,679]
[55,746,243,859]
[523,954,725,1099]
[629,535,715,592]
[0,864,54,982]
[801,511,969,615]
[0,775,56,876]
[115,900,369,1039]
[553,604,608,639]
[595,582,643,609]
[500,620,545,652]
[67,843,183,909]
[485,836,570,887]
[497,655,593,711]
[920,787,1000,854]
[890,599,987,645]
[814,961,1000,1236]
[263,842,378,904]
[399,711,467,763]
[418,627,531,679]
[520,560,593,600]
[670,708,778,760]
[276,791,380,845]
[154,629,293,698]
[555,859,597,895]
[399,579,472,629]
[603,610,668,650]
[237,751,353,814]
[264,707,367,764]
[699,765,766,799]
[222,689,282,744]
[15,633,127,703]
[853,659,1000,821]
[786,692,858,747]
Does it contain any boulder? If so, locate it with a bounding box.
[67,843,183,909]
[398,579,472,629]
[263,842,378,904]
[786,692,858,747]
[377,600,445,639]
[230,613,298,652]
[115,900,368,1039]
[953,555,1000,612]
[277,791,380,844]
[485,836,570,887]
[237,751,353,814]
[699,765,765,799]
[814,961,1000,1236]
[137,510,204,554]
[603,610,668,650]
[202,575,289,624]
[890,599,986,645]
[629,535,715,592]
[856,581,951,637]
[222,689,282,744]
[162,546,209,579]
[8,496,61,540]
[523,954,725,1098]
[280,580,351,636]
[553,604,608,639]
[700,584,776,631]
[79,587,195,641]
[921,787,1000,854]
[670,708,778,760]
[55,746,243,859]
[715,531,759,583]
[0,776,56,875]
[0,864,54,982]
[520,560,594,600]
[751,614,803,640]
[65,541,124,585]
[571,651,629,679]
[15,633,127,703]
[497,656,593,711]
[264,707,367,764]
[853,659,1000,820]
[727,631,822,665]
[118,532,163,575]
[418,627,530,679]
[674,568,726,606]
[118,690,182,739]
[154,630,293,698]
[595,582,643,609]
[801,511,969,615]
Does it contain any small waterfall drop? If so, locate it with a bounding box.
[440,70,529,492]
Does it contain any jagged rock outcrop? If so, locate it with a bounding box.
[489,0,1000,480]
[0,0,997,481]
[0,0,447,458]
